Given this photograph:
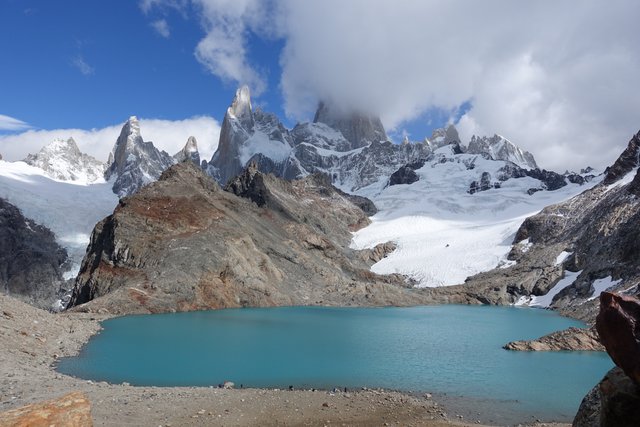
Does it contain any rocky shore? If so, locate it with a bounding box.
[2,293,548,426]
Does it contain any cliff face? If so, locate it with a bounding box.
[0,198,68,308]
[68,162,426,314]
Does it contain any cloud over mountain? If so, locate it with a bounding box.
[146,0,640,171]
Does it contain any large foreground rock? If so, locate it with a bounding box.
[573,367,640,427]
[596,292,640,385]
[0,391,92,427]
[68,162,426,314]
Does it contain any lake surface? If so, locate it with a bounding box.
[57,305,613,423]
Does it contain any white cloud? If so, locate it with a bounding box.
[0,114,31,132]
[143,0,640,171]
[151,19,171,38]
[71,55,95,76]
[0,116,220,164]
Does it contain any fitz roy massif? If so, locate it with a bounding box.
[1,86,640,425]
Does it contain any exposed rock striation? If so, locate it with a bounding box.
[313,101,387,150]
[104,116,174,197]
[24,137,105,183]
[0,198,68,309]
[68,162,425,314]
[0,392,92,427]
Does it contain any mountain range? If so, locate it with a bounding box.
[0,86,637,322]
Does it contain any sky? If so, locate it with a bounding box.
[1,0,639,171]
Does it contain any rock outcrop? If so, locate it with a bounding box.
[603,130,640,185]
[173,136,201,166]
[388,165,419,186]
[68,162,426,314]
[0,392,92,427]
[503,326,603,351]
[104,116,174,197]
[24,137,105,183]
[596,292,640,385]
[0,198,68,309]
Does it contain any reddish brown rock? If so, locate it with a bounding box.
[0,391,92,426]
[596,292,640,385]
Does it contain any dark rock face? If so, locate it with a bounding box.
[388,166,419,186]
[68,162,424,314]
[603,130,640,185]
[468,172,495,194]
[105,116,175,197]
[0,198,68,309]
[573,367,640,427]
[525,169,567,191]
[596,292,640,385]
[313,101,387,150]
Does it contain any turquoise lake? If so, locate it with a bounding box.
[57,305,613,422]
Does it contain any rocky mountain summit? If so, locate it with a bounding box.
[467,134,538,169]
[104,116,175,197]
[67,162,428,314]
[0,198,68,309]
[24,137,105,183]
[204,86,556,197]
[173,136,201,166]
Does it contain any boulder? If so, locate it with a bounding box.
[0,391,92,427]
[573,367,640,427]
[596,292,640,385]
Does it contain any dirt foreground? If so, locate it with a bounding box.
[0,294,566,426]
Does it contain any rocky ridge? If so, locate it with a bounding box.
[67,162,427,314]
[24,137,106,183]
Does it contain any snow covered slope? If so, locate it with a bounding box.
[24,137,106,183]
[351,148,598,287]
[0,160,118,277]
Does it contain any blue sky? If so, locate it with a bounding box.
[1,1,639,171]
[0,0,449,140]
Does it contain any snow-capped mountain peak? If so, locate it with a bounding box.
[105,117,174,197]
[23,137,106,184]
[173,136,201,166]
[467,134,538,170]
[228,85,254,130]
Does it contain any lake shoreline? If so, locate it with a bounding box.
[1,294,574,426]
